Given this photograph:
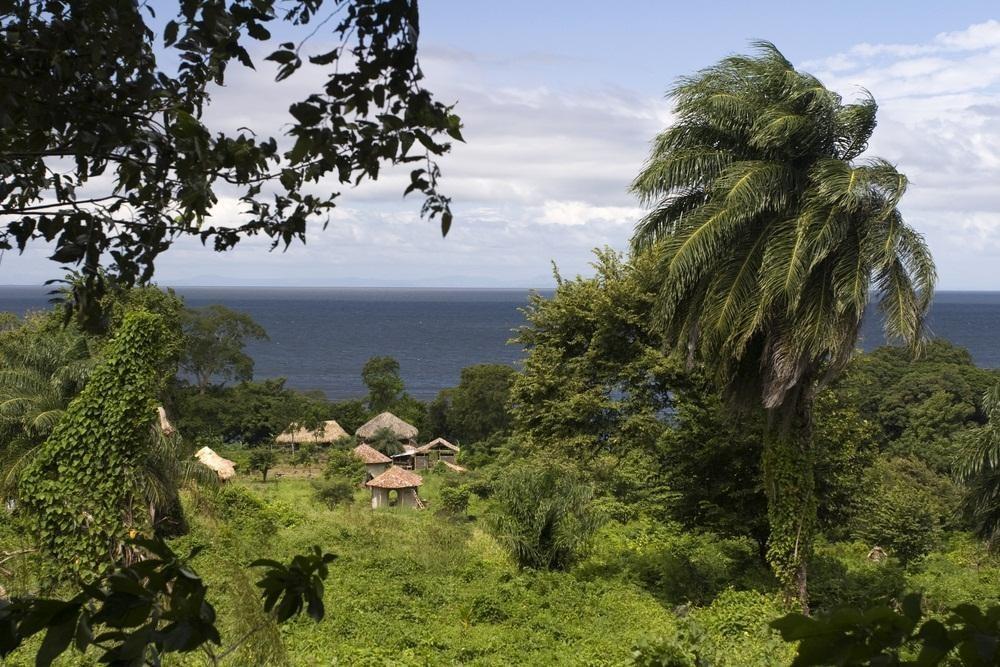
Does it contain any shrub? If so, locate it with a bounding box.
[630,638,696,667]
[468,592,509,624]
[486,458,604,570]
[631,529,762,606]
[324,447,366,483]
[632,590,792,667]
[292,442,318,466]
[247,449,277,481]
[851,457,961,562]
[440,485,471,515]
[579,520,767,606]
[313,479,357,508]
[808,541,906,612]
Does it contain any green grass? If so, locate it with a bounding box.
[182,475,679,665]
[4,470,999,666]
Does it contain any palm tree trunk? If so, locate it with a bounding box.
[763,384,817,613]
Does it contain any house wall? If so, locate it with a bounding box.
[371,487,389,509]
[399,487,420,508]
[365,462,389,480]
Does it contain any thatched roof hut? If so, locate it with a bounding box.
[441,461,468,473]
[352,444,392,465]
[416,437,459,454]
[365,465,424,509]
[355,412,418,442]
[194,447,237,481]
[276,420,348,445]
[366,465,424,489]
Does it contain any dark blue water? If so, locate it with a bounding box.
[2,286,999,399]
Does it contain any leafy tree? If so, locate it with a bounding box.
[328,398,370,434]
[368,426,404,456]
[1,0,460,315]
[511,250,680,458]
[958,383,1000,551]
[630,43,934,607]
[181,305,269,391]
[361,356,405,412]
[324,447,366,483]
[851,457,961,563]
[486,458,604,570]
[248,449,277,482]
[833,340,994,474]
[170,378,328,445]
[661,383,877,558]
[18,311,172,580]
[435,364,516,444]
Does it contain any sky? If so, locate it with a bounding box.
[5,0,1000,289]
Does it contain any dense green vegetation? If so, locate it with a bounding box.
[3,41,1000,666]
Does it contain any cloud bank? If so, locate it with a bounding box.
[4,21,1000,289]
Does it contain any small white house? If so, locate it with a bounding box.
[365,466,424,509]
[352,443,392,481]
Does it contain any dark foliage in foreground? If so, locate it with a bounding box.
[0,537,335,666]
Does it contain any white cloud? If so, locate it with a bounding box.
[798,20,1000,289]
[7,21,1000,289]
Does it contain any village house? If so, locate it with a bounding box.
[276,420,349,450]
[392,437,461,470]
[352,443,392,482]
[365,466,424,509]
[355,411,419,447]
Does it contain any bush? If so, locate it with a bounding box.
[581,520,767,606]
[486,458,604,570]
[324,447,366,482]
[630,638,696,666]
[632,590,792,667]
[440,485,471,515]
[808,541,906,612]
[467,592,509,624]
[851,457,961,562]
[247,449,277,481]
[312,479,357,508]
[212,484,279,538]
[292,442,318,466]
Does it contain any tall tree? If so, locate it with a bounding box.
[1,0,461,316]
[361,356,404,412]
[431,364,516,444]
[180,304,268,391]
[630,43,935,608]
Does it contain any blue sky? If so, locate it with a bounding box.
[5,0,1000,288]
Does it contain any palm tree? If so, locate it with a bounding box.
[630,42,935,609]
[0,315,95,499]
[959,384,1000,551]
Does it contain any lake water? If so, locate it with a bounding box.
[1,286,998,399]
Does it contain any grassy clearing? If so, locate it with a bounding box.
[173,474,679,665]
[4,468,999,665]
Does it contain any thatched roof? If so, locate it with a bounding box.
[417,437,459,453]
[157,406,176,436]
[441,461,468,473]
[365,466,423,489]
[353,444,392,465]
[276,420,348,444]
[194,447,237,481]
[355,412,418,441]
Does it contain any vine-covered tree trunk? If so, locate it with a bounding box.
[19,311,170,581]
[763,385,817,613]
